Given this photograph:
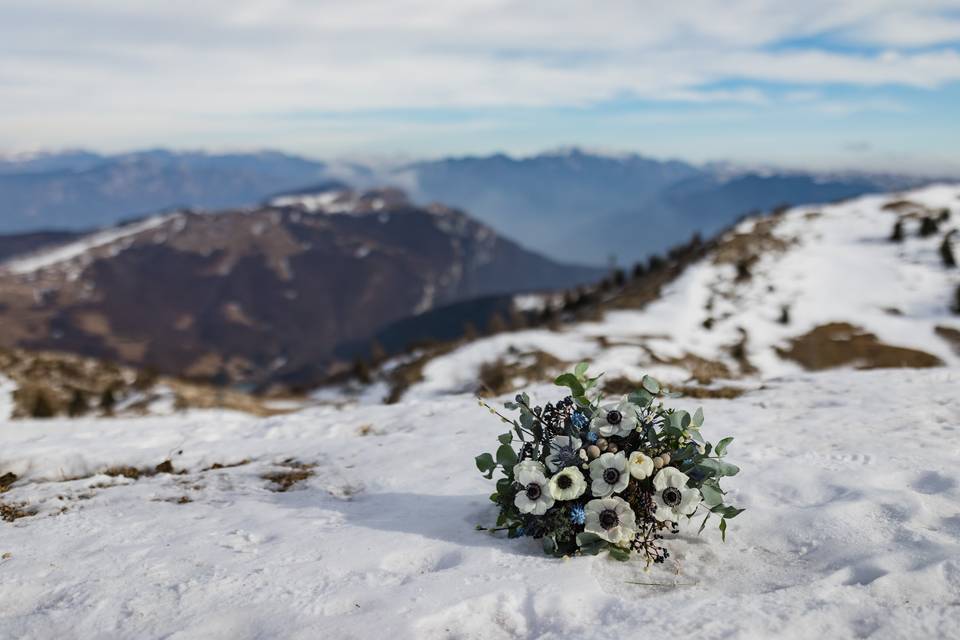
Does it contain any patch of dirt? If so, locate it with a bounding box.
[711,216,791,270]
[0,347,301,420]
[152,495,193,504]
[0,473,16,493]
[384,343,459,404]
[102,459,178,480]
[0,501,37,522]
[646,352,734,385]
[262,460,316,492]
[202,459,251,472]
[477,350,567,397]
[777,323,944,370]
[601,376,748,399]
[668,384,749,399]
[934,325,960,356]
[881,200,924,212]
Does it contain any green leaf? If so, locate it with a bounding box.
[641,375,661,394]
[498,432,513,445]
[475,453,496,476]
[489,492,499,502]
[699,483,724,507]
[720,506,745,519]
[692,407,704,428]
[576,532,608,556]
[574,362,589,378]
[688,428,705,444]
[697,458,740,478]
[715,436,734,457]
[719,518,728,542]
[554,373,585,397]
[607,546,631,562]
[697,513,710,534]
[496,477,513,495]
[576,532,603,545]
[628,389,653,407]
[496,444,518,470]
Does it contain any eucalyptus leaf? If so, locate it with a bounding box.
[475,453,495,475]
[692,407,704,427]
[641,375,661,394]
[498,433,512,445]
[608,546,631,562]
[699,483,724,507]
[496,444,518,469]
[715,436,734,457]
[628,389,653,407]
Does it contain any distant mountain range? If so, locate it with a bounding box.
[0,148,939,265]
[0,150,328,232]
[402,149,933,264]
[0,186,600,387]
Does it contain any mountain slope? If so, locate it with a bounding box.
[367,184,960,401]
[0,188,602,385]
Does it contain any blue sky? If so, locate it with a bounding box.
[1,1,959,174]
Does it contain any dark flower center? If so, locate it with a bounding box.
[606,410,622,425]
[662,487,682,507]
[557,475,573,489]
[599,509,619,529]
[525,483,542,500]
[603,468,620,485]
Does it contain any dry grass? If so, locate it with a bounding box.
[262,460,316,492]
[477,350,567,397]
[0,473,16,493]
[935,325,960,356]
[602,376,748,399]
[0,501,37,522]
[711,216,791,268]
[202,459,251,472]
[777,323,943,370]
[383,343,459,404]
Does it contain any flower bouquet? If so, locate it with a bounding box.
[475,363,743,563]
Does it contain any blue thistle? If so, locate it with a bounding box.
[586,431,599,443]
[569,505,586,525]
[571,411,589,430]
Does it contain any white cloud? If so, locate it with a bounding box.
[0,0,959,151]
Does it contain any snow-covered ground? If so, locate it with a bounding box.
[2,368,959,639]
[403,184,960,400]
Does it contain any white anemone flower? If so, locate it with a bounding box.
[652,467,701,523]
[513,459,546,478]
[548,466,587,501]
[589,397,639,437]
[546,435,583,472]
[628,451,654,480]
[588,451,630,497]
[514,467,555,515]
[584,497,637,544]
